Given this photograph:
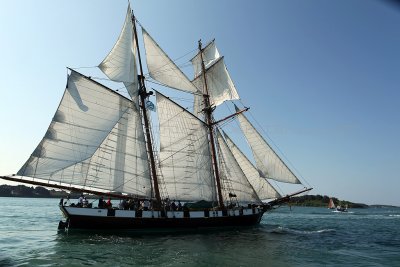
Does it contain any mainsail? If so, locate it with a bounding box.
[18,70,151,196]
[235,106,301,184]
[156,92,216,201]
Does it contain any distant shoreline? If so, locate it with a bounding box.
[1,184,397,208]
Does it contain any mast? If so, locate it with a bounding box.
[131,12,162,205]
[198,40,224,208]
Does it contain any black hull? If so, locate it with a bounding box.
[60,206,264,230]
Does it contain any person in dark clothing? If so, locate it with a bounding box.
[98,196,105,208]
[171,200,177,211]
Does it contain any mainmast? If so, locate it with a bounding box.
[198,40,224,209]
[131,13,162,205]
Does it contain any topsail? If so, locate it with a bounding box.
[191,41,239,107]
[98,6,139,99]
[142,28,197,93]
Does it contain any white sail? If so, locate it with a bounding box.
[191,40,220,76]
[156,92,216,201]
[235,106,301,184]
[192,57,239,106]
[224,132,281,200]
[142,28,197,93]
[216,131,261,203]
[18,70,151,196]
[98,6,139,99]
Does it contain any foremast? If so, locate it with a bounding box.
[132,12,162,206]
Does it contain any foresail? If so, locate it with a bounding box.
[236,106,301,184]
[216,131,261,203]
[192,57,239,106]
[156,92,216,201]
[18,71,151,196]
[142,28,197,93]
[98,6,139,99]
[224,132,281,199]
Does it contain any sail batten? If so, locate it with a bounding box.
[235,106,301,184]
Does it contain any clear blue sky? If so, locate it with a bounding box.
[1,0,399,206]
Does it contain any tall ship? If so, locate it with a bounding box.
[1,4,311,231]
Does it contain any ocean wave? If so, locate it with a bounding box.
[388,214,400,217]
[332,210,354,214]
[269,226,335,235]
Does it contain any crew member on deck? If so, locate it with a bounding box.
[142,199,150,211]
[78,194,84,207]
[83,197,88,207]
[177,201,182,211]
[106,197,112,208]
[98,196,105,208]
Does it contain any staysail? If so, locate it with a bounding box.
[224,132,281,200]
[142,28,197,93]
[216,131,261,203]
[156,92,216,201]
[235,106,301,184]
[18,70,151,196]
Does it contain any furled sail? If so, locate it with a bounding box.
[191,57,239,107]
[224,132,281,199]
[156,92,216,201]
[98,6,139,99]
[235,106,301,184]
[18,70,151,196]
[216,131,261,203]
[142,28,197,93]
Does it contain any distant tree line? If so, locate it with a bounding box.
[288,194,368,208]
[0,184,81,198]
[1,185,369,208]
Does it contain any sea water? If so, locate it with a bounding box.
[0,197,399,266]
